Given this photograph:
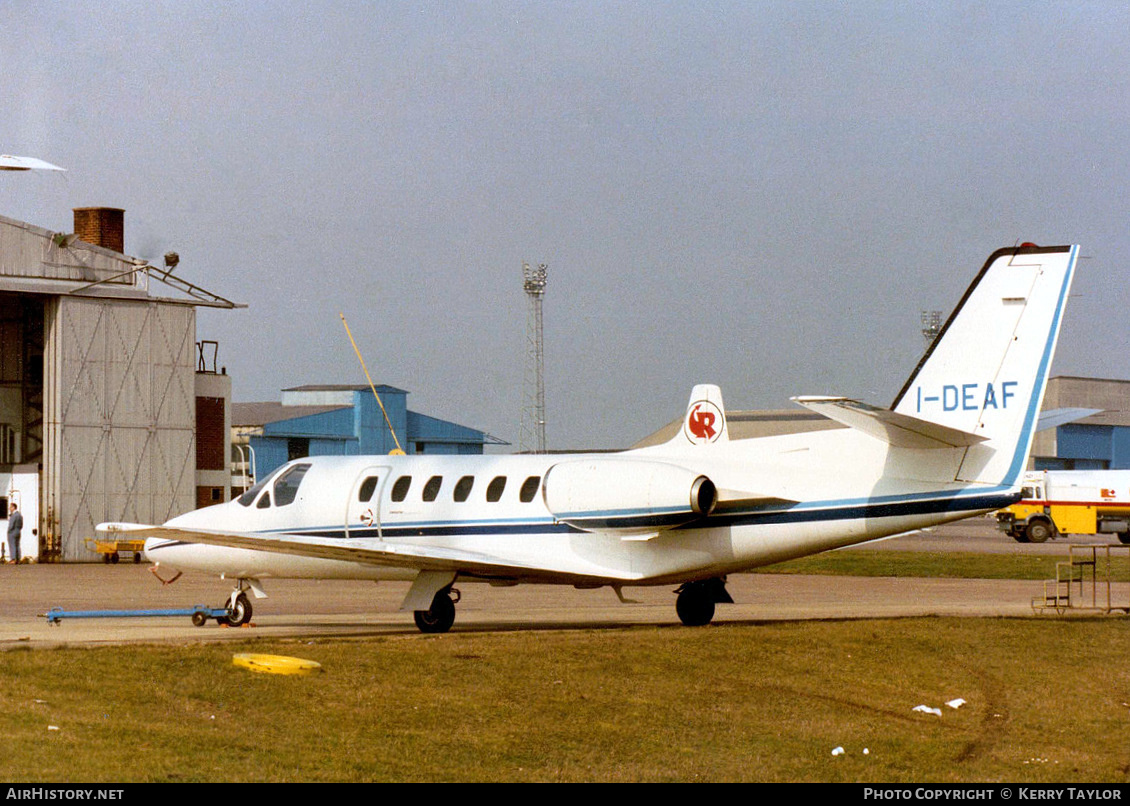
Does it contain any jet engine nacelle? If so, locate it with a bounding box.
[542,459,717,533]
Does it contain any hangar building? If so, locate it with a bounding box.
[0,207,238,562]
[232,384,505,491]
[1032,376,1130,470]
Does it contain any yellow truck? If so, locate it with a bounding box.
[996,470,1130,544]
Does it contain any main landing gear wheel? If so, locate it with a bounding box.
[676,588,715,627]
[414,589,457,634]
[225,592,253,627]
[675,579,731,627]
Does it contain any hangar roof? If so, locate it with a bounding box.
[232,402,349,428]
[1043,376,1130,427]
[0,211,240,308]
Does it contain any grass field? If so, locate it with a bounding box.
[756,549,1130,581]
[2,617,1130,782]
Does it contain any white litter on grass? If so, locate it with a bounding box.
[913,705,943,717]
[946,698,966,709]
[47,725,59,731]
[831,746,845,756]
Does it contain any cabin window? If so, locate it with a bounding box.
[358,476,379,502]
[256,491,271,509]
[486,476,507,502]
[519,476,541,503]
[391,476,412,502]
[273,463,311,507]
[453,475,474,502]
[422,475,443,502]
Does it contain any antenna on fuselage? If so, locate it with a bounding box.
[340,313,406,455]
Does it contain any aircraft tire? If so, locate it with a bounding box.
[414,591,456,634]
[1119,533,1130,545]
[225,593,253,627]
[675,586,716,627]
[1026,519,1053,544]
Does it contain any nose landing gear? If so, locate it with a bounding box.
[225,591,253,627]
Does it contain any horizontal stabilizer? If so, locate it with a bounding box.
[1038,407,1103,431]
[792,396,987,449]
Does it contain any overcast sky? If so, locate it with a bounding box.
[3,1,1128,450]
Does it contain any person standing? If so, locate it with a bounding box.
[7,502,22,564]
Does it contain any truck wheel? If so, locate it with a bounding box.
[1026,520,1053,544]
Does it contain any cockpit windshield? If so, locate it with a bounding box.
[273,463,311,507]
[237,477,269,507]
[236,463,312,508]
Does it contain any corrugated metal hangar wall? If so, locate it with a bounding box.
[43,296,196,561]
[1,209,237,562]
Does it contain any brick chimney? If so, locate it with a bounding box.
[73,207,125,253]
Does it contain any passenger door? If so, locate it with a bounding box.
[345,465,391,539]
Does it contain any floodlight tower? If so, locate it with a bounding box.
[519,262,548,453]
[921,310,943,347]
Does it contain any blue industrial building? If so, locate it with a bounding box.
[1032,377,1130,470]
[232,384,506,483]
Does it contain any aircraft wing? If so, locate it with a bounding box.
[0,154,66,171]
[97,523,643,584]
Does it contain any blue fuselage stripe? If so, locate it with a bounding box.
[160,490,1017,544]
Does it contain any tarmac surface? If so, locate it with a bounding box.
[1,516,1126,649]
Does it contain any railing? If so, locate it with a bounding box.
[1034,544,1130,614]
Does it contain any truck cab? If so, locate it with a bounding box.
[996,470,1130,544]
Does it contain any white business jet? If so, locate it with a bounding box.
[99,245,1079,632]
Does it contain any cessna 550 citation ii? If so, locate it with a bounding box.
[99,244,1079,632]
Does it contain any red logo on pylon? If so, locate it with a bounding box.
[684,401,724,444]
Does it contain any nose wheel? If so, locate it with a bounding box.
[224,591,253,627]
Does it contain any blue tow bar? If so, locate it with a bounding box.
[42,605,232,627]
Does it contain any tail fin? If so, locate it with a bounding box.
[890,245,1078,485]
[676,384,729,446]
